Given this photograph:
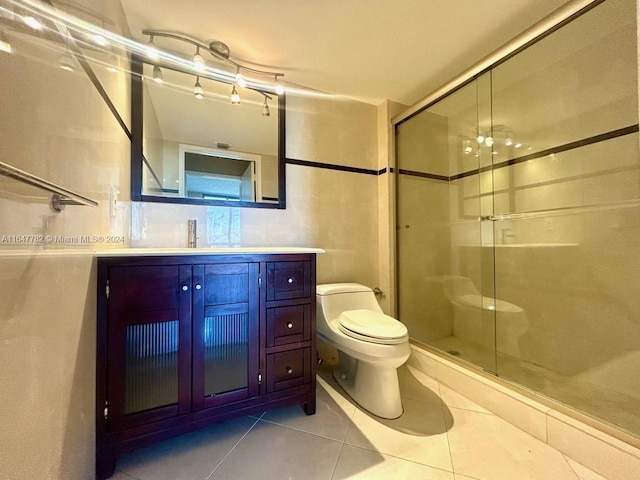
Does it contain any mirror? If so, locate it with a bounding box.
[130,55,285,208]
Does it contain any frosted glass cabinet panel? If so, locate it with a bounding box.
[192,262,259,410]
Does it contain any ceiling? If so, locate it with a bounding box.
[120,0,569,106]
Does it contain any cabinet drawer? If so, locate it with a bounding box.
[266,347,311,392]
[267,261,311,301]
[266,305,311,347]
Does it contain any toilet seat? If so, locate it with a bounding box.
[338,309,408,345]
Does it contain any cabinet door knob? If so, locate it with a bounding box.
[195,284,202,290]
[286,367,293,375]
[286,322,294,329]
[182,285,189,291]
[287,277,294,284]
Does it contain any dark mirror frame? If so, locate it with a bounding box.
[130,54,286,209]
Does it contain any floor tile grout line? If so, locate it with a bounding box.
[328,441,347,480]
[336,442,457,477]
[255,416,350,444]
[203,414,264,480]
[439,396,457,477]
[561,453,586,480]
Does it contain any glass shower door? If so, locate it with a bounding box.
[396,73,498,373]
[489,0,640,436]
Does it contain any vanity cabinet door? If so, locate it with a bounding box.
[106,265,192,430]
[191,262,260,410]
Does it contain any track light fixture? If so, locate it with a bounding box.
[262,97,270,117]
[193,46,205,72]
[235,67,246,88]
[59,50,74,71]
[231,85,240,104]
[274,76,284,95]
[107,53,119,72]
[23,15,43,30]
[141,29,284,94]
[152,64,163,83]
[93,33,107,47]
[194,77,204,99]
[59,34,74,72]
[0,31,11,54]
[146,35,159,60]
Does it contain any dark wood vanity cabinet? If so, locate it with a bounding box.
[96,253,317,480]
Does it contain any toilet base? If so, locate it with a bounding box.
[333,352,404,419]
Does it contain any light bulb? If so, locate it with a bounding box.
[462,140,473,155]
[194,77,204,99]
[231,86,240,104]
[274,76,284,95]
[505,138,513,147]
[485,136,494,147]
[262,98,270,117]
[59,50,75,72]
[193,48,205,71]
[514,143,522,149]
[93,33,108,47]
[107,53,118,72]
[23,16,43,30]
[236,69,246,88]
[152,64,163,83]
[476,135,485,144]
[0,32,11,54]
[146,37,158,60]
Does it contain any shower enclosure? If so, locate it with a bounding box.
[395,0,640,440]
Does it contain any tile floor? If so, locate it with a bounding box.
[112,363,608,480]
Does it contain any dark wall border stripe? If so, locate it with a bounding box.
[492,124,639,172]
[285,158,379,176]
[398,169,449,181]
[401,124,639,182]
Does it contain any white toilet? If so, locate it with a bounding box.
[316,283,410,419]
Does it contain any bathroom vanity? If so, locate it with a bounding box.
[95,248,321,480]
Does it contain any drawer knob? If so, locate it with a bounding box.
[287,322,293,329]
[287,277,294,284]
[182,285,189,291]
[286,367,293,375]
[195,284,202,290]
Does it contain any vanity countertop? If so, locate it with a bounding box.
[94,247,325,257]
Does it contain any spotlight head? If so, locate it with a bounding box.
[193,51,205,72]
[146,37,159,60]
[152,64,164,84]
[236,70,247,88]
[194,79,204,99]
[59,51,75,71]
[231,86,240,104]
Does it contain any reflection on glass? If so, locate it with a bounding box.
[396,0,640,438]
[140,64,280,203]
[204,313,248,396]
[125,321,179,414]
[396,75,498,373]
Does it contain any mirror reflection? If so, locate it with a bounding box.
[133,59,284,206]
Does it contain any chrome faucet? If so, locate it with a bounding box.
[188,219,197,248]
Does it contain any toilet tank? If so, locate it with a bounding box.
[316,283,382,323]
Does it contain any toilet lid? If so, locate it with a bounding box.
[338,309,408,345]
